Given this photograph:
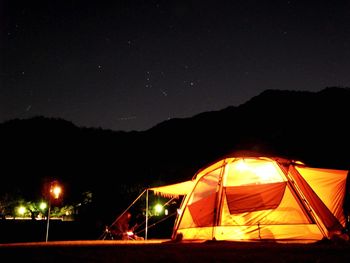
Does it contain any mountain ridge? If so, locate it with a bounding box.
[1,87,349,224]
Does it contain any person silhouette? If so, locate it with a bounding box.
[111,211,132,240]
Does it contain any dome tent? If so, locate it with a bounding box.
[150,154,349,243]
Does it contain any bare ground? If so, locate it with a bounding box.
[1,240,350,263]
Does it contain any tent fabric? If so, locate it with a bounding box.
[295,166,348,227]
[188,192,216,226]
[149,180,194,198]
[157,156,349,243]
[289,166,344,234]
[225,182,287,214]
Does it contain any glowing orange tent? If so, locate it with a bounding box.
[150,155,349,243]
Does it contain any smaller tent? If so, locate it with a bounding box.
[150,155,349,243]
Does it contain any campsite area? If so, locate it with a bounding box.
[1,240,350,263]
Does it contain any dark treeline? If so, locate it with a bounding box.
[1,86,349,239]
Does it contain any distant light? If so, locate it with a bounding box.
[18,206,26,216]
[164,209,168,216]
[40,202,47,210]
[154,204,163,215]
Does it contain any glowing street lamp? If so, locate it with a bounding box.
[45,180,62,242]
[51,184,62,199]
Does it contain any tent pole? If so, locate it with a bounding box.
[145,189,149,240]
[110,189,146,227]
[98,189,146,240]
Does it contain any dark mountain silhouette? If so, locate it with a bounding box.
[1,87,349,231]
[146,86,350,171]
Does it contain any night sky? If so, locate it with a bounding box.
[2,0,350,131]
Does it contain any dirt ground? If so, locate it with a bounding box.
[1,240,350,263]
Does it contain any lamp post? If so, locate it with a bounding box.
[45,180,62,242]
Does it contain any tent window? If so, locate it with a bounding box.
[225,182,287,214]
[185,168,221,227]
[224,159,286,186]
[190,169,220,203]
